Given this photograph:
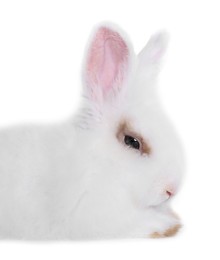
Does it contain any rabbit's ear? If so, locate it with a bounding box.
[138,31,169,74]
[83,25,133,104]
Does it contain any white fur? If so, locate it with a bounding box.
[0,23,184,240]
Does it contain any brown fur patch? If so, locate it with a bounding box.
[116,120,151,155]
[150,224,182,238]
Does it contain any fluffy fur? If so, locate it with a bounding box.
[0,23,184,240]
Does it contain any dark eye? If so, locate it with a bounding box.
[124,135,140,150]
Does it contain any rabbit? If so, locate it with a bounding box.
[0,23,184,240]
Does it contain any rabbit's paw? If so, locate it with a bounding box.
[146,208,182,238]
[150,223,182,238]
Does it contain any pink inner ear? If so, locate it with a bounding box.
[86,27,129,99]
[99,39,117,91]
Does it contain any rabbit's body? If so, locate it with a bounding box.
[0,124,78,238]
[0,23,184,239]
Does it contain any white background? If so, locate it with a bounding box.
[0,0,219,259]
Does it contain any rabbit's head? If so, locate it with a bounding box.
[76,23,184,208]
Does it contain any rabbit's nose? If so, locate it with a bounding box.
[166,190,173,197]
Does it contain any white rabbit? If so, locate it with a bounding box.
[0,23,184,240]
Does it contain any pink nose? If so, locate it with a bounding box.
[166,189,174,197]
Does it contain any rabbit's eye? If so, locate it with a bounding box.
[117,120,151,155]
[124,135,140,150]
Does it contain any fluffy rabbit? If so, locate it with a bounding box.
[0,23,184,239]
